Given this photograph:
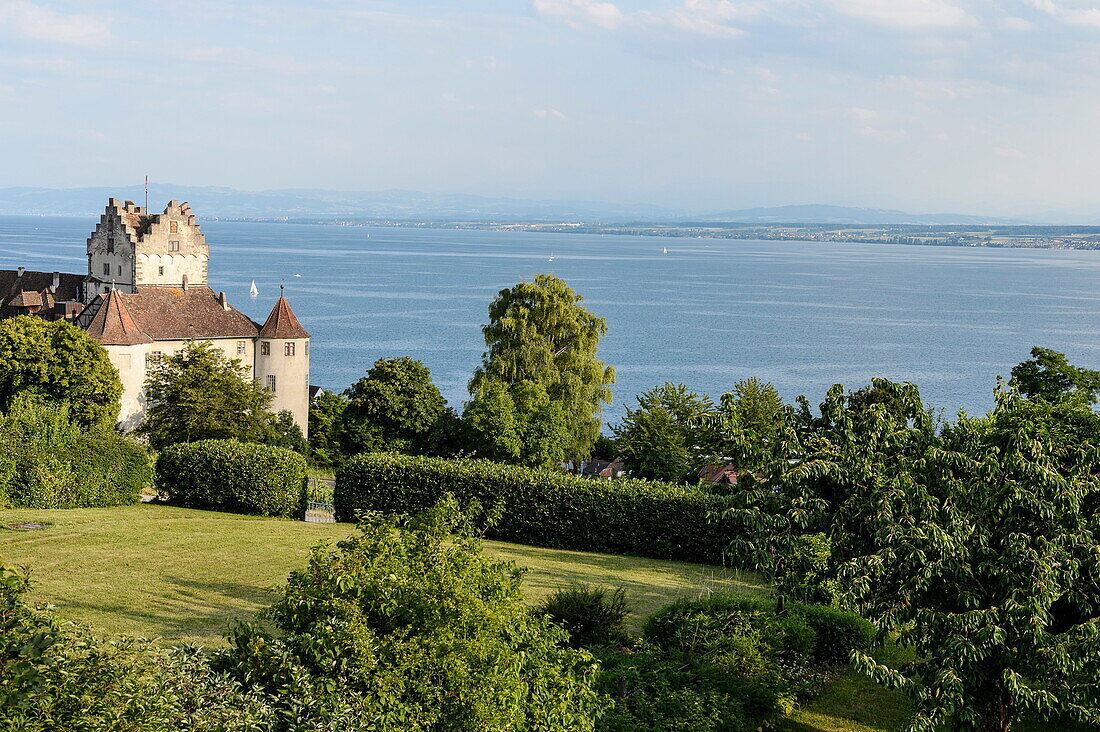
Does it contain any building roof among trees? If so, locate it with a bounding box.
[259,296,310,339]
[84,289,153,346]
[102,286,260,341]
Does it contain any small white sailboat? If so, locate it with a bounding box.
[293,273,302,277]
[548,253,555,262]
[249,280,259,297]
[662,247,668,254]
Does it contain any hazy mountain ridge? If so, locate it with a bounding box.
[0,185,1049,225]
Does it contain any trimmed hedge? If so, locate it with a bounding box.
[0,397,150,509]
[155,439,307,518]
[335,452,734,564]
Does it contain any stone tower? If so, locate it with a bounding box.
[86,199,209,300]
[255,290,311,437]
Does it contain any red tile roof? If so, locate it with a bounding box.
[113,286,261,341]
[259,296,310,339]
[84,289,152,346]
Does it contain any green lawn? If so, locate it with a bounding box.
[0,504,761,645]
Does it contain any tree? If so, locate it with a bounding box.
[471,274,615,459]
[138,341,274,449]
[0,316,121,428]
[266,410,306,454]
[462,380,522,463]
[711,377,789,470]
[1010,346,1100,404]
[221,497,602,730]
[307,389,347,465]
[613,383,714,481]
[841,392,1100,731]
[338,357,446,455]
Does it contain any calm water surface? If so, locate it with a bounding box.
[3,215,1099,423]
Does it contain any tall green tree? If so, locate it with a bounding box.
[1010,346,1100,404]
[462,380,522,463]
[842,392,1100,732]
[470,274,615,458]
[462,379,569,467]
[711,377,790,470]
[307,389,347,465]
[138,341,273,449]
[338,357,446,455]
[612,383,713,481]
[0,316,121,428]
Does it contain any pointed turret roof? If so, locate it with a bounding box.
[85,289,153,346]
[259,296,310,339]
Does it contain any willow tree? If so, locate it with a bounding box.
[470,274,614,459]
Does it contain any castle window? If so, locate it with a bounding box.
[305,341,309,355]
[168,240,180,252]
[261,341,270,356]
[146,351,163,366]
[266,375,277,392]
[284,342,295,356]
[158,266,164,276]
[237,341,247,355]
[117,265,123,276]
[107,236,115,254]
[103,263,111,276]
[170,221,178,233]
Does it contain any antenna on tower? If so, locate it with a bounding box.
[144,175,149,211]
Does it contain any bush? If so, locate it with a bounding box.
[0,395,150,509]
[335,453,734,564]
[789,603,874,666]
[155,439,307,518]
[534,584,630,648]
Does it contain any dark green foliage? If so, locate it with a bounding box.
[1010,346,1100,403]
[709,377,791,471]
[338,356,446,454]
[599,593,867,731]
[307,388,346,465]
[788,604,874,666]
[266,409,307,454]
[219,497,602,730]
[0,395,150,509]
[0,315,121,428]
[424,406,466,457]
[155,439,307,518]
[613,383,713,482]
[590,434,618,461]
[335,452,734,564]
[0,562,275,731]
[470,274,615,459]
[534,584,630,648]
[463,379,572,468]
[139,341,275,449]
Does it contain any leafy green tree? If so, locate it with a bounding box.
[463,380,522,463]
[266,410,306,454]
[221,497,602,730]
[138,341,274,449]
[612,383,714,481]
[471,274,615,459]
[841,392,1100,732]
[511,380,571,467]
[711,377,789,470]
[307,388,347,465]
[0,315,121,428]
[338,357,446,455]
[590,434,618,461]
[1010,346,1100,404]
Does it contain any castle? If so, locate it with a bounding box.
[0,198,311,435]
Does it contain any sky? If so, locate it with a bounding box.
[3,0,1100,217]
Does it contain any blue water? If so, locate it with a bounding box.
[3,214,1099,423]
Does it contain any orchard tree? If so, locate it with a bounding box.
[1010,346,1100,404]
[841,391,1100,732]
[470,274,615,459]
[138,341,273,449]
[338,357,446,455]
[0,315,121,428]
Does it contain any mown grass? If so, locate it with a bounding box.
[0,504,761,646]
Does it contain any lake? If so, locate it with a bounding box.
[2,214,1099,424]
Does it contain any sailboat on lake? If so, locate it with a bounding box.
[249,280,259,297]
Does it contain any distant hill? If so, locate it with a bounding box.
[0,185,1039,225]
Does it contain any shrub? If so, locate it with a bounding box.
[218,497,602,730]
[155,439,307,518]
[789,603,874,666]
[0,395,150,509]
[535,584,631,648]
[335,453,734,564]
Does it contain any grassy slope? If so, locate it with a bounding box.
[0,504,761,645]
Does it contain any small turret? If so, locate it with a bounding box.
[255,289,311,437]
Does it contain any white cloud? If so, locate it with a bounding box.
[535,108,568,120]
[1026,0,1100,29]
[0,0,109,45]
[533,0,625,30]
[858,126,908,141]
[995,146,1025,158]
[849,106,880,120]
[1001,16,1035,30]
[827,0,976,30]
[794,132,812,141]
